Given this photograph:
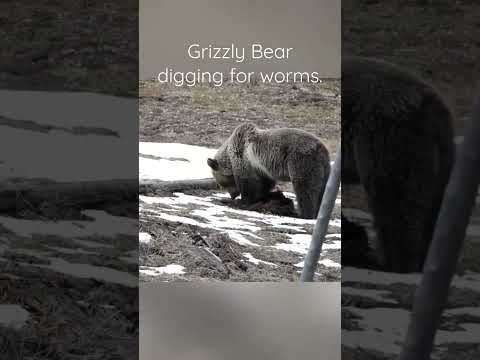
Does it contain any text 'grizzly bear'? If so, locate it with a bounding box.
[207,122,331,219]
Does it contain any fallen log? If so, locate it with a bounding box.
[0,178,219,213]
[139,178,218,194]
[0,178,138,213]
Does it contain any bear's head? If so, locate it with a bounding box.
[207,157,239,200]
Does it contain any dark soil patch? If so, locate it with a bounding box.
[220,190,297,218]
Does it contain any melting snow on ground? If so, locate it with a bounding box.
[243,253,278,267]
[343,266,480,357]
[342,266,480,292]
[0,304,30,329]
[0,91,137,181]
[1,209,138,287]
[139,142,341,279]
[139,232,152,244]
[139,142,217,181]
[343,305,480,356]
[140,264,186,276]
[0,210,137,239]
[140,192,340,255]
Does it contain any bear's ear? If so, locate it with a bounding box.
[207,158,219,170]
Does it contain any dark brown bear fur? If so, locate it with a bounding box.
[342,57,454,273]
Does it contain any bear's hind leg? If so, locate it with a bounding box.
[288,155,328,219]
[292,182,317,219]
[355,132,440,273]
[290,171,321,219]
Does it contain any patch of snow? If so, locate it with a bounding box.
[343,266,480,293]
[0,305,30,329]
[0,91,137,182]
[444,307,480,318]
[139,142,217,181]
[140,264,185,276]
[243,252,277,267]
[139,232,152,244]
[342,287,397,304]
[0,90,133,134]
[275,234,341,255]
[22,257,138,287]
[211,192,232,199]
[318,259,341,268]
[0,210,136,239]
[436,324,480,345]
[192,208,262,232]
[295,258,341,268]
[283,192,297,199]
[326,233,341,239]
[342,307,410,354]
[142,207,261,247]
[141,193,329,232]
[140,192,332,246]
[329,218,341,228]
[225,231,260,247]
[343,306,480,356]
[0,129,134,181]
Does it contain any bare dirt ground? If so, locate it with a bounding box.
[139,80,341,282]
[0,0,137,96]
[342,1,480,359]
[140,80,340,153]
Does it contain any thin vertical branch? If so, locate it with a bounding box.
[300,145,341,282]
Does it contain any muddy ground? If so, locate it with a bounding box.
[139,80,341,282]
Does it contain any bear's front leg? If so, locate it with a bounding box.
[237,176,265,205]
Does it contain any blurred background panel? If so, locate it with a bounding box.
[140,283,340,360]
[140,0,340,79]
